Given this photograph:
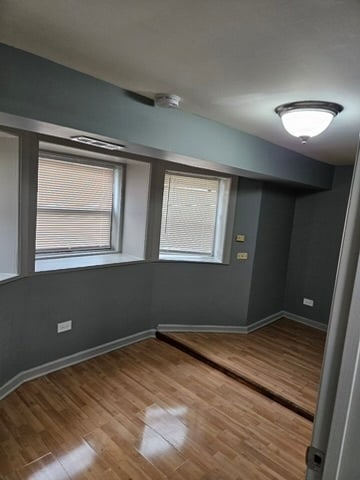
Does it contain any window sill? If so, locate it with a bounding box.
[0,273,19,283]
[35,252,144,273]
[158,253,224,264]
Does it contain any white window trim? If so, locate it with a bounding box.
[33,141,151,273]
[159,170,232,264]
[0,129,20,279]
[158,252,224,264]
[35,150,124,260]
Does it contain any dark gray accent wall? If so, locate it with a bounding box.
[284,166,353,325]
[0,264,152,386]
[151,178,263,327]
[248,184,296,323]
[152,168,352,330]
[0,169,352,390]
[0,279,27,386]
[0,44,352,395]
[0,43,334,188]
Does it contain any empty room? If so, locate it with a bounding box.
[1,2,360,479]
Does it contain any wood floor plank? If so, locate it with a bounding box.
[2,453,71,480]
[160,318,326,417]
[0,338,311,479]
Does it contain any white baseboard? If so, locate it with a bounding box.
[1,312,327,401]
[157,311,283,334]
[282,311,328,332]
[0,329,156,400]
[247,312,283,333]
[157,311,328,335]
[157,323,248,333]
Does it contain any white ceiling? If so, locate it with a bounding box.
[1,0,360,165]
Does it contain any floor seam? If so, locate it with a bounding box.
[156,331,314,423]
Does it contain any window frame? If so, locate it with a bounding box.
[35,150,124,260]
[0,128,20,281]
[159,169,232,264]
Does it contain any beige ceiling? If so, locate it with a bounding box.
[1,0,360,165]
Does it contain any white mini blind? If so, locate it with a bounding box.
[160,173,219,255]
[36,157,114,253]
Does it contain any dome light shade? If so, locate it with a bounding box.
[275,101,343,143]
[281,110,334,138]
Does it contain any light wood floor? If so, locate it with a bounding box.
[161,319,326,419]
[0,339,312,479]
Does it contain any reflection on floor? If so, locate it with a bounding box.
[0,339,311,479]
[159,318,326,420]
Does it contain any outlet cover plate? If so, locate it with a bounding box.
[303,298,314,307]
[57,320,72,333]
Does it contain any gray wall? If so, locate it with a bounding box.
[0,169,353,391]
[0,43,333,189]
[0,264,152,386]
[0,279,27,386]
[284,166,353,325]
[151,180,300,329]
[1,176,275,390]
[248,184,296,323]
[0,45,353,397]
[151,179,264,327]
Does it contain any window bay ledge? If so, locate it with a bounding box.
[35,252,144,273]
[158,253,224,264]
[0,273,19,283]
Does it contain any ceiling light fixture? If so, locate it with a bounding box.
[71,136,125,151]
[275,101,343,144]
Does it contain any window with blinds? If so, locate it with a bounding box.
[36,156,118,254]
[160,172,220,255]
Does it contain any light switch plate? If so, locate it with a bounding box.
[237,252,248,260]
[236,234,246,242]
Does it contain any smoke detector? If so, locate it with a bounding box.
[154,94,181,108]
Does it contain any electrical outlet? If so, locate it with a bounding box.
[303,298,314,307]
[237,252,248,260]
[57,320,72,333]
